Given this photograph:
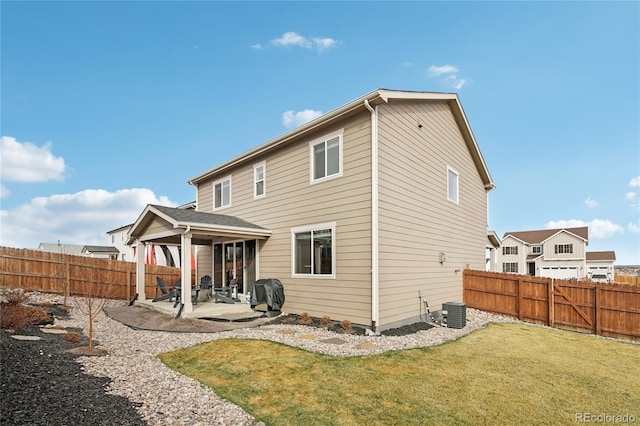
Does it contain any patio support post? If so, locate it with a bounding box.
[181,231,193,313]
[136,240,146,301]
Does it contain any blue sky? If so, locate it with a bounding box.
[1,1,639,264]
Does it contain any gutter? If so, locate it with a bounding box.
[364,99,379,332]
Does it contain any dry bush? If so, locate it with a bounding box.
[298,312,312,325]
[340,319,354,334]
[0,305,49,330]
[320,315,332,328]
[1,288,29,306]
[64,332,81,344]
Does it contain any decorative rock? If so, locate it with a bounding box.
[41,328,67,334]
[320,337,347,345]
[355,342,378,350]
[11,335,42,341]
[297,334,316,340]
[277,329,296,334]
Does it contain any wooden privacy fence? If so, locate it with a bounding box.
[0,247,190,301]
[464,270,640,342]
[615,274,640,286]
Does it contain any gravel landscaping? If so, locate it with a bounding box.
[1,291,515,425]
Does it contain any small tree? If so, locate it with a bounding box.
[74,266,114,349]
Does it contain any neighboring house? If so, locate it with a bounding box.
[81,245,120,260]
[107,224,134,261]
[497,227,616,281]
[585,251,616,282]
[486,231,501,272]
[37,243,84,256]
[129,89,495,331]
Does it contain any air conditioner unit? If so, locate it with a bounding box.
[442,302,466,329]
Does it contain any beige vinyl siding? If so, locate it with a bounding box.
[377,101,487,328]
[143,216,175,236]
[195,113,373,325]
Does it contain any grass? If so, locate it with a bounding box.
[159,323,640,425]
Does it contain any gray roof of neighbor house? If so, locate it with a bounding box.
[107,224,133,234]
[188,89,495,190]
[503,227,589,244]
[586,251,616,261]
[37,243,84,256]
[82,245,120,254]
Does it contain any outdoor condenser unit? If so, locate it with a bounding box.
[442,302,466,329]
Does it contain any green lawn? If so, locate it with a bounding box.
[159,323,640,425]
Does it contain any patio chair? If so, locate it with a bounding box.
[153,277,176,302]
[173,278,201,307]
[213,278,239,304]
[200,275,213,299]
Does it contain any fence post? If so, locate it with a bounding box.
[594,285,601,336]
[517,278,523,321]
[548,278,554,327]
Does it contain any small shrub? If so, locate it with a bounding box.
[0,305,29,330]
[340,319,354,334]
[320,315,332,328]
[298,312,312,325]
[1,288,29,306]
[22,306,51,325]
[64,332,81,344]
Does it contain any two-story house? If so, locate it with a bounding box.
[129,89,495,331]
[498,226,616,281]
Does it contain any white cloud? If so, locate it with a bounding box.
[0,188,175,249]
[585,195,599,208]
[545,219,624,239]
[0,136,66,183]
[629,176,640,187]
[1,184,10,198]
[626,192,638,201]
[426,64,468,90]
[427,64,459,76]
[253,32,339,52]
[629,222,640,233]
[282,109,323,129]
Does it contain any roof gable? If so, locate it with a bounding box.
[503,227,588,245]
[188,89,494,190]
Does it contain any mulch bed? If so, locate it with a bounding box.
[268,313,433,336]
[0,303,146,426]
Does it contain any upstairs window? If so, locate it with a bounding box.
[532,246,542,254]
[503,246,518,255]
[310,130,343,183]
[254,162,265,199]
[214,176,231,209]
[555,244,573,254]
[447,166,459,204]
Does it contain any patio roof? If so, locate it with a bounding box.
[128,204,272,245]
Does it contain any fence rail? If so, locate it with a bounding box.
[464,270,640,342]
[0,246,189,300]
[615,274,640,286]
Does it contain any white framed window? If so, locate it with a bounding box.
[291,222,336,278]
[447,166,459,204]
[503,246,518,255]
[532,246,542,254]
[213,175,231,210]
[503,262,518,273]
[555,244,573,254]
[310,130,343,184]
[254,162,265,199]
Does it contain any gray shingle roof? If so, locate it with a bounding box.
[151,205,267,230]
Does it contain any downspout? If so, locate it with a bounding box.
[364,99,379,331]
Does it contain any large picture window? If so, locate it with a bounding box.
[291,222,336,277]
[310,130,343,183]
[214,176,231,209]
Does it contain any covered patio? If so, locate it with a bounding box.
[129,204,271,316]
